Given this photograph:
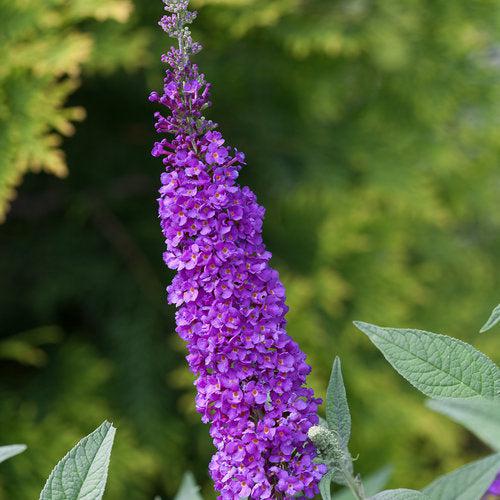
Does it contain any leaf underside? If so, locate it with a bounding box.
[174,471,203,500]
[0,444,27,464]
[39,420,116,500]
[319,470,335,500]
[422,453,500,500]
[369,488,426,499]
[480,304,500,333]
[427,398,500,452]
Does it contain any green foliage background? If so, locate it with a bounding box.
[0,0,499,498]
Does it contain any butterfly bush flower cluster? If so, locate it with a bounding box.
[150,0,325,498]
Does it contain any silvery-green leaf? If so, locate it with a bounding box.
[331,464,351,487]
[333,466,392,500]
[422,453,500,500]
[319,470,335,500]
[354,322,499,400]
[0,444,27,464]
[326,357,351,452]
[174,472,203,500]
[480,304,500,333]
[40,421,116,500]
[318,415,328,428]
[427,398,500,451]
[369,489,426,499]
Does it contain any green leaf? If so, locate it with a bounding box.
[318,415,329,428]
[319,471,335,500]
[326,357,351,451]
[480,304,500,333]
[422,453,500,500]
[174,472,203,500]
[0,444,27,464]
[333,466,392,500]
[427,398,500,451]
[40,420,116,500]
[354,322,499,400]
[369,489,426,499]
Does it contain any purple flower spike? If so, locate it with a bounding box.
[151,1,325,498]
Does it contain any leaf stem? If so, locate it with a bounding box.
[341,464,365,500]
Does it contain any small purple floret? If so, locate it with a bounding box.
[151,1,325,498]
[488,473,500,496]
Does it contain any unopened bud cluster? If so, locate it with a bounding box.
[308,425,344,464]
[160,0,201,68]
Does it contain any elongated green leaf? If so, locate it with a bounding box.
[318,415,328,428]
[319,470,335,500]
[423,453,500,500]
[0,444,27,464]
[354,322,500,400]
[333,466,392,500]
[174,472,203,500]
[40,421,116,500]
[326,357,351,452]
[427,398,500,451]
[369,489,426,499]
[481,304,500,333]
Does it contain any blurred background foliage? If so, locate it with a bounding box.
[0,0,499,498]
[0,0,150,220]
